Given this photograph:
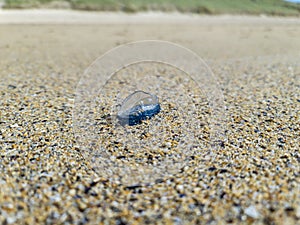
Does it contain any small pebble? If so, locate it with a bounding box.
[244,205,260,219]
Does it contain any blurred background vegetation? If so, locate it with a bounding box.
[3,0,300,16]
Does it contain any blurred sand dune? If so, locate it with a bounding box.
[1,9,300,24]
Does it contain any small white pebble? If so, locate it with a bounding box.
[69,189,76,196]
[6,217,16,224]
[166,142,171,148]
[245,205,260,219]
[177,185,184,191]
[161,196,168,204]
[11,123,19,128]
[296,205,300,218]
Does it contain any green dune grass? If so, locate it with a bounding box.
[4,0,300,16]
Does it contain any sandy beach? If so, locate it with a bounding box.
[0,10,299,224]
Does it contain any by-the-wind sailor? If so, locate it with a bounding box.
[117,91,161,126]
